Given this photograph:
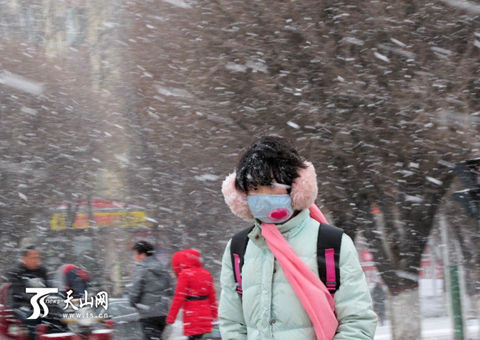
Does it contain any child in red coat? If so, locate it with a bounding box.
[166,249,218,340]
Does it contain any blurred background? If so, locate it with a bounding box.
[0,0,479,339]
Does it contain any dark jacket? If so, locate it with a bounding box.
[128,256,173,319]
[372,284,386,315]
[6,262,48,310]
[62,264,89,298]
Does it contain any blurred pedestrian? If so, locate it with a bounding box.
[6,246,48,340]
[219,135,377,339]
[166,249,218,340]
[58,264,90,298]
[372,282,387,326]
[129,241,173,340]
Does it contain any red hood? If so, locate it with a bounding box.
[61,264,90,280]
[171,249,202,276]
[62,264,77,274]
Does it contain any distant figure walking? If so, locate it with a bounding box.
[372,282,387,326]
[129,241,173,340]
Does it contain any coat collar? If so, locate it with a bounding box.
[249,208,311,246]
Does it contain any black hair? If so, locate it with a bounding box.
[22,245,37,258]
[235,135,306,193]
[132,241,155,256]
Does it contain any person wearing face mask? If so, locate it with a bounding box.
[219,135,377,340]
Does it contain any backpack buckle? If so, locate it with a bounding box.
[326,281,336,291]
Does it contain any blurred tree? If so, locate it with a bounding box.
[0,40,101,274]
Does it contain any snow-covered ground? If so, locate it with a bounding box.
[164,320,191,340]
[165,317,480,340]
[374,317,479,340]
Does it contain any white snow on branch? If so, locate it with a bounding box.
[287,121,300,129]
[374,52,390,63]
[404,195,424,203]
[399,170,414,177]
[426,176,443,186]
[114,154,129,164]
[245,60,268,73]
[431,46,453,56]
[395,270,419,281]
[155,85,193,98]
[390,38,407,48]
[378,44,415,59]
[226,62,247,73]
[332,13,350,20]
[438,159,456,169]
[439,0,480,14]
[194,174,219,182]
[162,0,191,9]
[0,71,44,96]
[342,37,364,46]
[409,162,420,168]
[21,106,38,116]
[225,59,269,74]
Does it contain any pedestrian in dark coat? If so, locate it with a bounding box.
[166,249,218,340]
[129,241,173,340]
[372,282,387,326]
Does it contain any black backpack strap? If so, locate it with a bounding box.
[230,226,254,297]
[316,223,344,294]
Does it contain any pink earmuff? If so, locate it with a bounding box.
[221,161,318,221]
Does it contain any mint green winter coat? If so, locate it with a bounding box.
[219,209,377,340]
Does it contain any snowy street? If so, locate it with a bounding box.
[374,317,479,340]
[163,318,480,340]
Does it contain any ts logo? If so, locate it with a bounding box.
[26,288,59,319]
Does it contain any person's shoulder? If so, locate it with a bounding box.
[6,262,24,276]
[38,266,48,279]
[196,266,213,276]
[340,232,355,248]
[175,269,192,281]
[338,233,363,270]
[145,256,170,274]
[133,260,147,274]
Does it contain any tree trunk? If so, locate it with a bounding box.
[475,293,480,340]
[389,287,421,340]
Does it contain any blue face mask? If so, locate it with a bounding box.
[247,194,294,224]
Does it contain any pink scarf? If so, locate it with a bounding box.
[261,204,338,340]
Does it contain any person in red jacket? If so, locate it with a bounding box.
[166,249,218,340]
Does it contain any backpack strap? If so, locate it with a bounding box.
[316,223,343,296]
[230,223,344,298]
[230,226,254,297]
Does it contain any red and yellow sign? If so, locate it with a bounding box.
[50,211,150,230]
